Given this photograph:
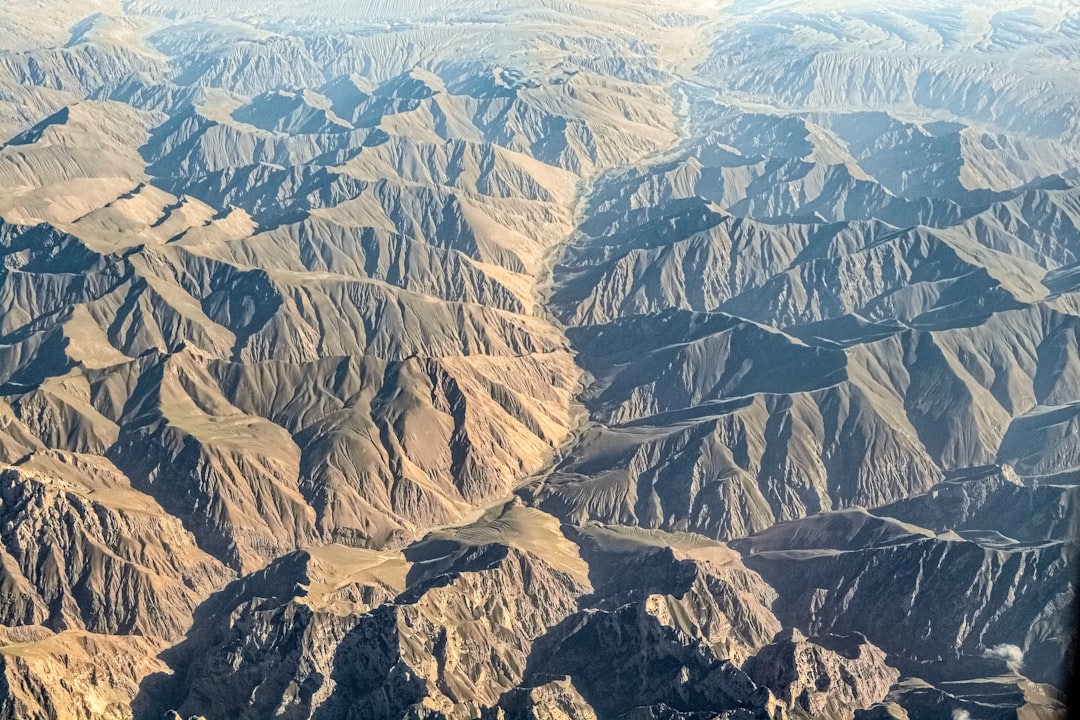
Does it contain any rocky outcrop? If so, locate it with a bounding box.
[565,525,781,666]
[521,602,779,719]
[0,628,166,720]
[149,503,592,720]
[0,451,232,638]
[742,629,898,719]
[485,677,597,720]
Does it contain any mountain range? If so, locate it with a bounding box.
[0,1,1076,718]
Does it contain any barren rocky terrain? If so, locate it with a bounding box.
[0,1,1076,718]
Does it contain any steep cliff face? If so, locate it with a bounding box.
[0,0,1076,718]
[738,508,1075,687]
[486,678,598,720]
[742,629,898,720]
[0,451,231,638]
[520,602,779,720]
[0,629,167,720]
[145,503,593,720]
[565,525,782,667]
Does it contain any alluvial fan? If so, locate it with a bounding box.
[0,1,1076,718]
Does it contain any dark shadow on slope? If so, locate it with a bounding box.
[519,603,774,719]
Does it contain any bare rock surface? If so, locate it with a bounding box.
[0,0,1076,717]
[742,628,898,720]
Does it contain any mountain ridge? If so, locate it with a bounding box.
[0,0,1076,718]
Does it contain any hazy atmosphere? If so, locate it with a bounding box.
[0,1,1076,718]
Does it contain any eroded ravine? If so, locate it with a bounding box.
[0,1,1076,718]
[518,81,699,501]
